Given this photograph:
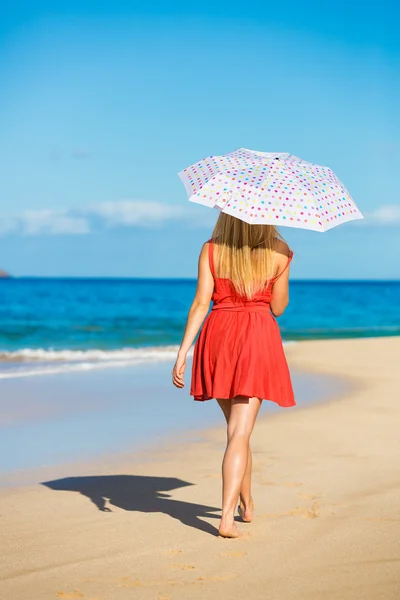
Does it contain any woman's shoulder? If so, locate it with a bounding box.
[274,239,291,258]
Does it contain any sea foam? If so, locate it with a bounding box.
[0,346,190,379]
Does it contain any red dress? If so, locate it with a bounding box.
[190,240,295,407]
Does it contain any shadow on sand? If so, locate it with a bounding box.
[41,474,220,536]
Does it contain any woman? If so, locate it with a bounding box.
[172,213,295,538]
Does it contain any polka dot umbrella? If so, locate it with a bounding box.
[178,148,363,231]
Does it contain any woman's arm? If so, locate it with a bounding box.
[172,242,214,388]
[270,266,290,317]
[270,244,291,317]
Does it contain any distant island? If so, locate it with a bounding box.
[0,269,11,278]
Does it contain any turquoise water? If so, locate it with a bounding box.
[0,278,399,378]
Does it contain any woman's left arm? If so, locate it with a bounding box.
[172,242,214,389]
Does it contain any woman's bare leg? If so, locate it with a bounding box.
[239,447,254,522]
[218,399,254,522]
[217,396,262,537]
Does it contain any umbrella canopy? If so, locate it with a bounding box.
[178,148,363,232]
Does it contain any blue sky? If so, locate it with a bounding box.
[0,0,399,278]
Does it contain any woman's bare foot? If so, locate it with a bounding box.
[238,498,254,523]
[218,518,242,538]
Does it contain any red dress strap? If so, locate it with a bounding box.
[273,250,293,282]
[208,239,216,278]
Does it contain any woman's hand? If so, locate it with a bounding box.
[172,354,186,388]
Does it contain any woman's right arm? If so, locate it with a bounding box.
[172,242,214,388]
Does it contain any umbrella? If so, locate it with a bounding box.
[178,147,363,231]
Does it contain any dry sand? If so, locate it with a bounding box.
[1,337,400,600]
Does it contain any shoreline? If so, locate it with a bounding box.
[1,337,400,599]
[0,349,349,485]
[1,330,400,382]
[1,330,399,383]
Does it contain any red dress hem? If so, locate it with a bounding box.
[193,392,296,407]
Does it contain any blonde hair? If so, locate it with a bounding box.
[211,213,286,299]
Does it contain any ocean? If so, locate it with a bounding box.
[0,278,399,379]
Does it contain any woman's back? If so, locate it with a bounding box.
[209,238,293,313]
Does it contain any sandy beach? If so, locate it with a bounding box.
[1,336,400,600]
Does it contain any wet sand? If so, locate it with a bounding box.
[0,356,344,478]
[1,337,400,599]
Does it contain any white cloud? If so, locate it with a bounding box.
[84,200,185,227]
[0,210,90,236]
[0,200,210,237]
[21,210,91,235]
[362,205,400,225]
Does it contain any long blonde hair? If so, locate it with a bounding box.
[211,213,286,299]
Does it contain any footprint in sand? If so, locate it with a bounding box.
[304,501,320,519]
[298,493,322,500]
[119,577,143,588]
[56,591,85,599]
[287,501,320,518]
[258,501,320,519]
